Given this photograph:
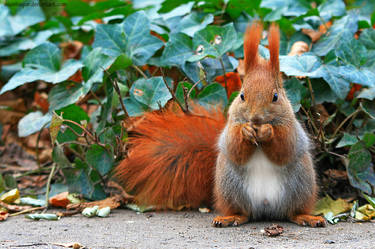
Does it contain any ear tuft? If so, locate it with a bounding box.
[268,23,280,73]
[244,21,263,73]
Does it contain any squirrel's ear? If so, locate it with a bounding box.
[268,23,280,73]
[244,21,263,73]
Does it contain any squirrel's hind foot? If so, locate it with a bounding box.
[290,214,326,227]
[212,215,249,227]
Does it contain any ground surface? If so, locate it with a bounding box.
[1,209,374,249]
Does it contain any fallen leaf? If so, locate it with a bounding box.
[313,195,352,216]
[288,41,309,56]
[302,29,324,43]
[262,224,284,237]
[0,211,9,221]
[67,195,124,211]
[60,41,83,60]
[49,192,70,208]
[68,70,83,83]
[97,206,111,217]
[33,92,49,113]
[0,201,32,212]
[0,189,20,203]
[126,203,155,213]
[51,242,83,249]
[82,206,99,217]
[198,207,211,213]
[355,204,375,221]
[25,213,59,221]
[20,197,46,207]
[319,21,333,34]
[324,169,348,180]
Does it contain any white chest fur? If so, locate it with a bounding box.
[244,149,285,206]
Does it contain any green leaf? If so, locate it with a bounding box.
[358,87,375,100]
[56,105,89,143]
[347,141,375,195]
[312,12,358,56]
[86,145,114,176]
[52,144,71,169]
[92,11,163,65]
[161,33,194,67]
[130,77,172,110]
[176,81,195,109]
[335,36,367,67]
[0,30,55,57]
[226,0,260,18]
[261,0,310,18]
[362,133,375,148]
[0,1,45,36]
[336,133,358,148]
[189,23,240,61]
[18,111,52,137]
[280,55,322,77]
[319,65,351,99]
[284,78,304,112]
[318,0,346,21]
[171,12,214,37]
[1,43,83,94]
[196,83,227,109]
[124,97,149,117]
[362,100,375,119]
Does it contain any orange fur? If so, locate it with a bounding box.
[268,23,280,74]
[114,105,225,209]
[244,21,263,73]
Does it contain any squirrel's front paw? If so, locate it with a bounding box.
[254,123,273,142]
[241,123,257,145]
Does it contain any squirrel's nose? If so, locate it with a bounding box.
[251,114,263,125]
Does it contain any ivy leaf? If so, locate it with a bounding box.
[358,87,375,100]
[0,1,45,36]
[161,33,194,67]
[48,48,115,112]
[284,78,304,112]
[93,11,163,66]
[196,83,227,109]
[261,0,310,18]
[55,105,89,144]
[318,0,346,22]
[319,65,351,99]
[18,111,52,137]
[0,42,83,94]
[312,12,358,56]
[336,133,358,148]
[0,30,55,57]
[124,97,149,117]
[171,12,214,37]
[280,55,322,77]
[86,145,114,176]
[335,36,367,67]
[130,77,172,110]
[347,142,375,195]
[188,23,240,62]
[226,0,260,19]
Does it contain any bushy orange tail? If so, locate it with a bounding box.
[114,105,226,209]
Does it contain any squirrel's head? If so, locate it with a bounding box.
[230,21,294,125]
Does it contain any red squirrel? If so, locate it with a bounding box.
[115,22,326,228]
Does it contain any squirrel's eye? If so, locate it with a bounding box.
[272,92,278,102]
[240,92,245,101]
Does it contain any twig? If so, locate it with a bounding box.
[160,69,188,113]
[332,107,362,138]
[218,57,228,94]
[306,78,315,107]
[90,90,103,106]
[9,206,46,217]
[188,79,201,98]
[182,86,190,112]
[132,65,148,79]
[112,78,130,120]
[44,163,56,209]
